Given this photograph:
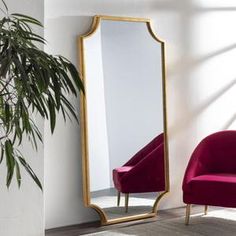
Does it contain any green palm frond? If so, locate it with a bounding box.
[0,1,84,189]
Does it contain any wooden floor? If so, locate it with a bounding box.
[45,205,217,236]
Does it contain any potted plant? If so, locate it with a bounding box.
[0,0,84,189]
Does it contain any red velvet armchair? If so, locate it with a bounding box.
[113,133,165,212]
[182,130,236,224]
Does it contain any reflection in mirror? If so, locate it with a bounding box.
[79,16,169,225]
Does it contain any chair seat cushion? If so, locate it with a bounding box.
[192,173,236,183]
[184,173,236,207]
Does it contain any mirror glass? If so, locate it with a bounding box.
[80,16,168,223]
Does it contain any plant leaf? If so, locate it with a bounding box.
[18,156,42,190]
[11,13,43,27]
[47,96,56,133]
[5,140,15,188]
[1,0,8,11]
[15,160,21,188]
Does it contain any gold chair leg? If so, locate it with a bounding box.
[185,204,191,225]
[204,205,208,215]
[125,193,129,213]
[117,191,121,206]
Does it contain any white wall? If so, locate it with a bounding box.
[84,26,111,192]
[0,1,44,236]
[44,16,98,229]
[45,0,236,229]
[101,20,163,184]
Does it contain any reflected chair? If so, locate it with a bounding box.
[113,133,165,212]
[182,130,236,225]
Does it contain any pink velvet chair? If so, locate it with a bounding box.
[113,133,165,212]
[182,130,236,224]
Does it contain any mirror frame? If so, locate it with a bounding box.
[78,15,169,225]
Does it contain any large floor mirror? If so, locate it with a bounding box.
[78,15,169,225]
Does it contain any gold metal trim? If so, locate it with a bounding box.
[78,15,169,225]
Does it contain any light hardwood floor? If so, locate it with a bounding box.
[45,205,218,236]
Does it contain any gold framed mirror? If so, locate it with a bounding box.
[78,15,169,225]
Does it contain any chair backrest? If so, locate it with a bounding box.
[140,133,164,156]
[198,130,236,173]
[121,143,165,193]
[124,133,164,166]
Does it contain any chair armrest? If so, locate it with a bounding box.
[182,140,211,192]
